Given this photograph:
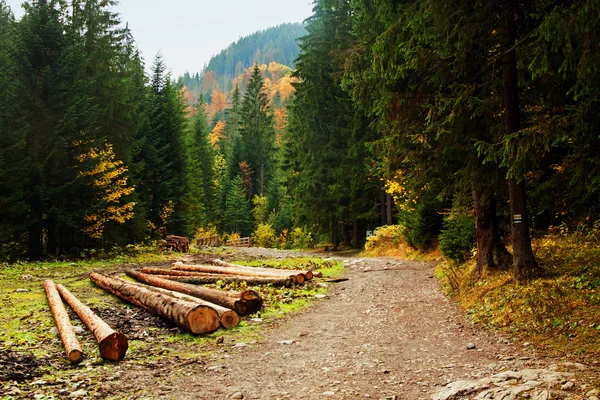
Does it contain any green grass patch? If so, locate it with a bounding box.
[0,252,344,398]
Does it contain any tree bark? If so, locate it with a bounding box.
[502,0,538,281]
[126,270,262,317]
[121,276,240,329]
[331,219,339,247]
[88,272,220,334]
[210,259,313,281]
[380,190,386,225]
[170,262,308,285]
[56,283,128,361]
[43,280,84,363]
[471,158,512,274]
[352,219,359,248]
[141,270,293,287]
[386,193,393,225]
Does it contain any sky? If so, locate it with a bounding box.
[5,0,314,77]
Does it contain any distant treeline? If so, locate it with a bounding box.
[181,23,306,94]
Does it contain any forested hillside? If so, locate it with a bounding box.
[180,23,306,95]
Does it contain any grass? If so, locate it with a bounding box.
[436,227,600,359]
[0,249,343,398]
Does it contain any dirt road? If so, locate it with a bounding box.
[101,251,597,399]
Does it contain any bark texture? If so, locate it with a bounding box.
[126,270,262,316]
[56,283,128,361]
[89,272,220,334]
[43,280,84,363]
[148,272,293,287]
[502,0,538,281]
[209,259,314,281]
[172,262,305,284]
[471,158,512,274]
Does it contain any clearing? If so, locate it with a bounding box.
[1,248,599,399]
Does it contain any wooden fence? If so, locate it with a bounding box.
[225,237,251,247]
[195,235,219,247]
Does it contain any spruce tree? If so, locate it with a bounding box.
[238,64,276,197]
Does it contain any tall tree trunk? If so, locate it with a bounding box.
[332,218,339,246]
[379,190,386,225]
[352,219,359,248]
[502,0,538,281]
[386,193,393,225]
[471,158,512,274]
[46,209,58,256]
[27,184,43,259]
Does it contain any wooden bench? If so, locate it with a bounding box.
[323,245,338,251]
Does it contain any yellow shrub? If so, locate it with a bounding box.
[252,224,276,248]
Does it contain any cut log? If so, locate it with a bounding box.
[140,267,293,286]
[55,284,127,361]
[126,270,262,316]
[122,273,240,328]
[172,262,306,284]
[152,273,293,287]
[210,259,314,281]
[166,235,189,252]
[88,272,219,334]
[43,280,84,364]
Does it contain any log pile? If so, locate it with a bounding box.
[126,270,262,316]
[41,257,325,361]
[165,235,190,252]
[89,272,221,334]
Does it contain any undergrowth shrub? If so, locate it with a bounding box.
[364,225,403,252]
[289,227,314,249]
[399,197,444,251]
[439,209,476,263]
[252,223,276,248]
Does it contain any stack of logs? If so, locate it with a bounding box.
[165,235,190,252]
[140,259,315,287]
[44,258,316,363]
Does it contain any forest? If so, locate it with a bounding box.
[1,0,599,288]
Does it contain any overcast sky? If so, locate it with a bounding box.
[5,0,314,76]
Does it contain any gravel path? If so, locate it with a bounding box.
[107,251,598,399]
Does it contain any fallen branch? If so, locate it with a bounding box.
[43,280,84,364]
[89,272,220,334]
[56,283,127,361]
[126,270,262,316]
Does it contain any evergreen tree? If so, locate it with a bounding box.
[224,176,252,236]
[0,1,29,256]
[238,63,276,197]
[137,53,190,237]
[284,2,379,245]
